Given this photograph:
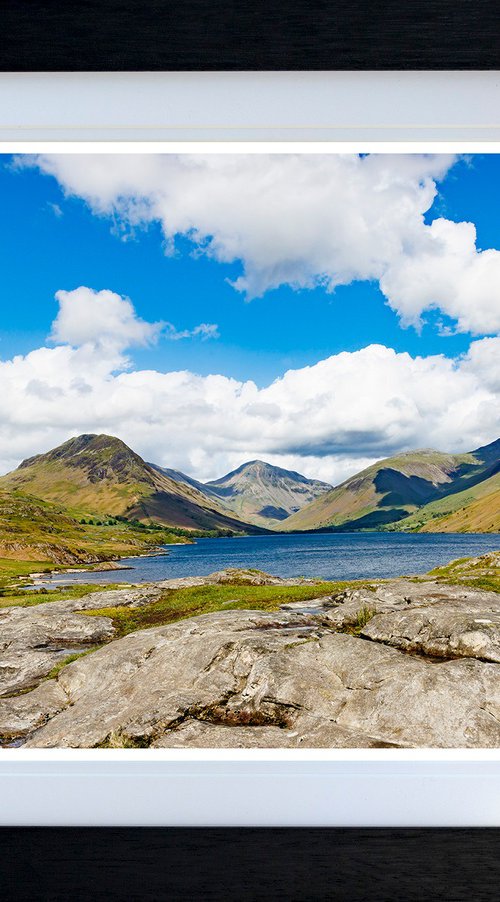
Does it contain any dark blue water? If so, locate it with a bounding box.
[37,532,500,587]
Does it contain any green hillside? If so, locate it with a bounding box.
[0,434,259,534]
[403,471,500,533]
[0,490,189,573]
[283,440,500,532]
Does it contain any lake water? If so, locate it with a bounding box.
[36,531,500,587]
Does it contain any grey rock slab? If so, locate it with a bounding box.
[361,607,500,663]
[153,717,402,748]
[17,585,163,615]
[155,568,321,589]
[291,581,500,665]
[0,605,115,696]
[17,606,500,749]
[0,680,68,740]
[0,569,313,699]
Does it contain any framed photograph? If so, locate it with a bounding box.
[1,60,500,902]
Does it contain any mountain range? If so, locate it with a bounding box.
[0,434,259,534]
[283,439,500,533]
[0,432,498,539]
[156,459,332,527]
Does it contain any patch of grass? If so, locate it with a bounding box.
[429,552,500,594]
[0,583,123,608]
[94,731,151,749]
[439,575,500,594]
[44,647,100,681]
[0,557,52,590]
[340,605,377,636]
[84,580,367,638]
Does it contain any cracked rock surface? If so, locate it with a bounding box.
[0,570,318,699]
[321,580,500,664]
[1,570,499,748]
[0,585,163,697]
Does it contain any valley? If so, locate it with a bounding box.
[0,432,498,592]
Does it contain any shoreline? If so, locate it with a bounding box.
[17,533,500,591]
[24,546,175,587]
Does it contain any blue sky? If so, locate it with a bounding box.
[0,151,499,483]
[1,153,497,385]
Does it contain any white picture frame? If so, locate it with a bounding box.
[1,72,499,826]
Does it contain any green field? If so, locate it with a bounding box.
[429,551,500,593]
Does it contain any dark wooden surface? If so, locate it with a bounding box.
[2,0,500,70]
[0,828,499,900]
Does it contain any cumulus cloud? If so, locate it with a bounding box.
[51,287,162,351]
[50,287,219,362]
[462,336,500,392]
[0,304,499,483]
[380,218,500,334]
[22,152,500,335]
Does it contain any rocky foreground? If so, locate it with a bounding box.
[1,562,500,748]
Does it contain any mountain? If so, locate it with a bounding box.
[2,433,498,538]
[0,434,261,534]
[151,465,222,501]
[202,460,332,527]
[153,460,332,527]
[399,469,500,533]
[283,440,500,532]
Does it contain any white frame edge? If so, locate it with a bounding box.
[1,761,500,826]
[0,74,499,823]
[0,71,499,141]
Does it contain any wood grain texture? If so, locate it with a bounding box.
[1,0,500,70]
[0,828,499,900]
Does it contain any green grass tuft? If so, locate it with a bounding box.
[44,648,99,681]
[339,605,377,635]
[83,580,366,638]
[0,582,123,608]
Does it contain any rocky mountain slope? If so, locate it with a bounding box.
[283,439,500,532]
[189,459,331,527]
[1,557,499,748]
[0,434,260,534]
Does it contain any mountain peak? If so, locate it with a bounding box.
[2,433,262,533]
[229,460,274,476]
[203,459,332,525]
[18,433,145,475]
[14,433,156,495]
[208,459,329,485]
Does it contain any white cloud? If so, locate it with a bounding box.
[50,287,219,361]
[0,293,499,483]
[24,152,500,335]
[51,287,162,352]
[165,321,219,341]
[48,202,63,217]
[380,218,500,334]
[463,336,500,392]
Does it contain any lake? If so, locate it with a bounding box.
[36,531,500,587]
